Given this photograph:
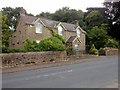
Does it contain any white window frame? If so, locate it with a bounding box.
[58,26,63,36]
[36,40,40,43]
[35,22,43,33]
[74,44,80,50]
[29,25,33,27]
[76,29,81,38]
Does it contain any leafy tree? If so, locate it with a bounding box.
[2,15,14,48]
[104,1,120,40]
[53,7,83,22]
[2,7,34,30]
[2,7,21,30]
[105,38,119,48]
[0,11,2,51]
[88,26,108,49]
[52,7,85,28]
[85,10,107,31]
[36,12,52,19]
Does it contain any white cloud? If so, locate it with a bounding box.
[0,0,104,15]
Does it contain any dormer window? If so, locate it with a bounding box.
[29,25,33,27]
[77,29,80,38]
[35,22,43,33]
[58,26,63,36]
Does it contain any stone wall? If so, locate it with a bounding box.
[104,47,118,56]
[0,51,66,68]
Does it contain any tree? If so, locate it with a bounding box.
[2,7,21,30]
[104,1,120,40]
[0,11,2,50]
[85,10,107,31]
[36,7,86,29]
[105,38,119,48]
[2,7,34,30]
[2,15,14,48]
[36,12,52,19]
[52,7,85,28]
[88,26,108,49]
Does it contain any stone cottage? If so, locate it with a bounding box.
[9,7,86,53]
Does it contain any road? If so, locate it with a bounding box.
[2,56,118,88]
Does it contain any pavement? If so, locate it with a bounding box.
[2,55,118,88]
[105,82,118,88]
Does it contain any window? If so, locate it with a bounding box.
[36,40,40,43]
[75,44,80,50]
[17,42,19,44]
[77,29,80,38]
[58,26,63,36]
[29,25,33,27]
[35,22,43,33]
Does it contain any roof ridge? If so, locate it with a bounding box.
[36,15,77,26]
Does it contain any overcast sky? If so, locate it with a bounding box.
[0,0,104,15]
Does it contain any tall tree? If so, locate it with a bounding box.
[52,7,85,28]
[36,12,52,19]
[104,1,120,40]
[0,11,2,49]
[2,7,21,30]
[36,7,86,29]
[85,10,108,31]
[2,15,14,48]
[2,7,34,30]
[88,25,108,49]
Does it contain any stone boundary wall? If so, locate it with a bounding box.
[104,47,118,56]
[0,51,66,68]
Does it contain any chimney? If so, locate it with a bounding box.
[75,20,79,26]
[20,7,26,16]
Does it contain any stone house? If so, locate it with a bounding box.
[9,7,86,52]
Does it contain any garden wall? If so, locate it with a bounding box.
[0,51,67,68]
[104,47,118,56]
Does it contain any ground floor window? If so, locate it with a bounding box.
[74,44,80,51]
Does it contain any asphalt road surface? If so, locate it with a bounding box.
[2,56,118,88]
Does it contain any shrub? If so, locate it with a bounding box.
[24,39,35,52]
[2,47,26,53]
[2,47,9,53]
[99,48,105,55]
[49,28,65,44]
[89,44,98,55]
[105,38,119,48]
[39,37,65,51]
[66,48,76,55]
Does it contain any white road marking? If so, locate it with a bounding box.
[43,75,49,77]
[24,69,73,80]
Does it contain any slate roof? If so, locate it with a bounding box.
[67,36,77,43]
[21,15,79,32]
[21,15,37,24]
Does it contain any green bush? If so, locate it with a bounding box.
[39,37,65,51]
[24,39,35,52]
[2,47,9,53]
[99,48,105,55]
[2,47,26,53]
[89,44,98,55]
[66,48,76,55]
[105,38,119,48]
[49,28,65,44]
